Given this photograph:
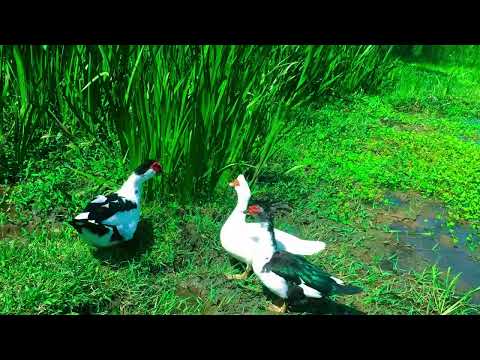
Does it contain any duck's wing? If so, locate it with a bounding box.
[265,252,361,296]
[69,217,124,244]
[273,228,326,255]
[244,223,326,255]
[75,193,137,224]
[70,218,109,235]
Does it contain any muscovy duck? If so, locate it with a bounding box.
[220,174,326,280]
[69,160,162,248]
[245,203,362,313]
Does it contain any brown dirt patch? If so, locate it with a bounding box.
[0,223,22,239]
[380,117,431,132]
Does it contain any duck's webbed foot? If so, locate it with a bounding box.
[225,264,252,280]
[267,301,287,313]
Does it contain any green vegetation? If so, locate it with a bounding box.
[1,45,480,315]
[396,45,480,68]
[0,45,394,199]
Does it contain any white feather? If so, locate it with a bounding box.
[75,212,90,220]
[330,276,344,285]
[246,223,326,255]
[220,174,326,266]
[247,225,290,299]
[91,195,107,204]
[256,269,290,299]
[101,208,140,241]
[79,226,115,248]
[299,279,323,298]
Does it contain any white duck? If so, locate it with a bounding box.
[70,160,162,247]
[220,174,326,280]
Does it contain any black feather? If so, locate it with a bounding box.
[251,198,362,299]
[69,219,125,242]
[265,251,362,297]
[332,284,363,295]
[70,219,110,237]
[134,160,156,175]
[83,193,137,223]
[248,198,292,215]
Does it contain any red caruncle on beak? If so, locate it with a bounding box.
[152,162,162,173]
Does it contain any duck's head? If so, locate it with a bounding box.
[134,160,162,182]
[244,204,265,217]
[229,174,251,200]
[244,203,271,224]
[245,203,280,246]
[244,200,291,220]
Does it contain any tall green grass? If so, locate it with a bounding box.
[0,45,395,200]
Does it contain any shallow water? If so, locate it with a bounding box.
[458,135,480,145]
[462,118,480,127]
[458,118,480,144]
[379,192,480,304]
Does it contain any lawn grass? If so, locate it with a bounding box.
[1,60,480,315]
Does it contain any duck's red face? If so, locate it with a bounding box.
[135,160,162,176]
[246,204,263,216]
[151,161,162,173]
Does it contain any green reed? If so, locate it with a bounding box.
[0,45,395,199]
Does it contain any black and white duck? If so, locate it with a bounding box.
[244,202,362,313]
[69,160,162,248]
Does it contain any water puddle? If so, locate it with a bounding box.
[375,191,480,304]
[458,135,480,145]
[462,118,480,127]
[458,118,480,144]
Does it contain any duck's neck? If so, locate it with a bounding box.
[117,173,143,204]
[256,218,278,259]
[264,216,278,251]
[227,193,250,223]
[235,194,250,213]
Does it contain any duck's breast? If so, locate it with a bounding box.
[254,267,289,299]
[220,223,256,264]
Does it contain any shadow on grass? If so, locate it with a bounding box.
[92,219,155,268]
[288,298,365,315]
[262,287,365,315]
[223,259,366,315]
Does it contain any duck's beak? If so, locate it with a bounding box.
[229,179,240,187]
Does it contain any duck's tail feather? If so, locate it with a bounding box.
[69,219,86,232]
[333,284,363,295]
